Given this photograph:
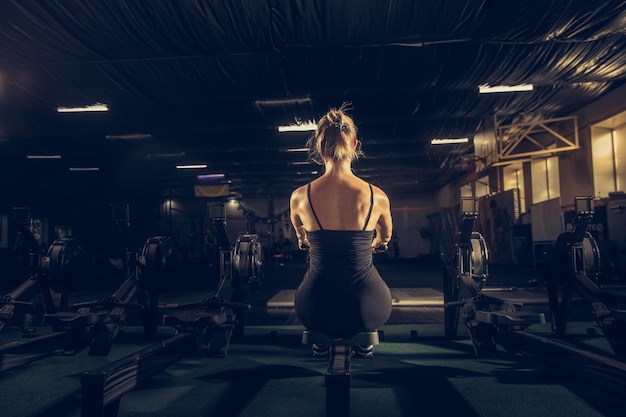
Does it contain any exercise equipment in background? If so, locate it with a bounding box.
[441,197,545,357]
[547,196,626,356]
[79,204,251,417]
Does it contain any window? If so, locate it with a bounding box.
[503,163,525,213]
[531,157,560,204]
[592,112,626,198]
[460,176,490,200]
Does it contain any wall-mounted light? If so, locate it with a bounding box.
[57,103,109,112]
[478,84,533,94]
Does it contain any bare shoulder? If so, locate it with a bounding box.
[370,184,390,205]
[290,184,307,206]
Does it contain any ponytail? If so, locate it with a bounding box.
[307,103,362,164]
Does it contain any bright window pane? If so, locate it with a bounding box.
[503,163,525,213]
[547,156,560,202]
[615,126,626,192]
[532,157,560,204]
[592,126,615,198]
[475,177,489,197]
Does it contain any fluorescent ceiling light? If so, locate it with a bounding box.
[27,155,62,159]
[431,138,469,145]
[57,103,109,113]
[278,121,317,132]
[69,167,100,171]
[106,133,152,141]
[147,152,185,159]
[284,148,309,152]
[254,98,312,106]
[289,161,311,165]
[176,164,207,169]
[197,173,225,180]
[478,84,533,94]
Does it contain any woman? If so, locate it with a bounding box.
[290,104,393,355]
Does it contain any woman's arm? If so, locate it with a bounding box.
[372,189,393,249]
[290,187,310,249]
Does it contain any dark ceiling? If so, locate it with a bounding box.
[1,0,625,204]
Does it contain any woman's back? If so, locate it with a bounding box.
[293,175,390,235]
[307,176,373,231]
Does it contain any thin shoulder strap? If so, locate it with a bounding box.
[307,183,323,230]
[363,184,374,231]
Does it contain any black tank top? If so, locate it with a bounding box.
[305,183,375,284]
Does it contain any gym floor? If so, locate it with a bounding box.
[1,257,625,417]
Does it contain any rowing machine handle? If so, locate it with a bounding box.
[373,243,388,253]
[298,240,387,253]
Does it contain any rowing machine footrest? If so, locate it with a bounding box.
[162,307,233,329]
[163,308,236,357]
[301,330,380,346]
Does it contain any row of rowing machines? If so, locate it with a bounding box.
[442,196,626,393]
[0,207,266,417]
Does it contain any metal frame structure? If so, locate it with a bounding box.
[495,115,579,162]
